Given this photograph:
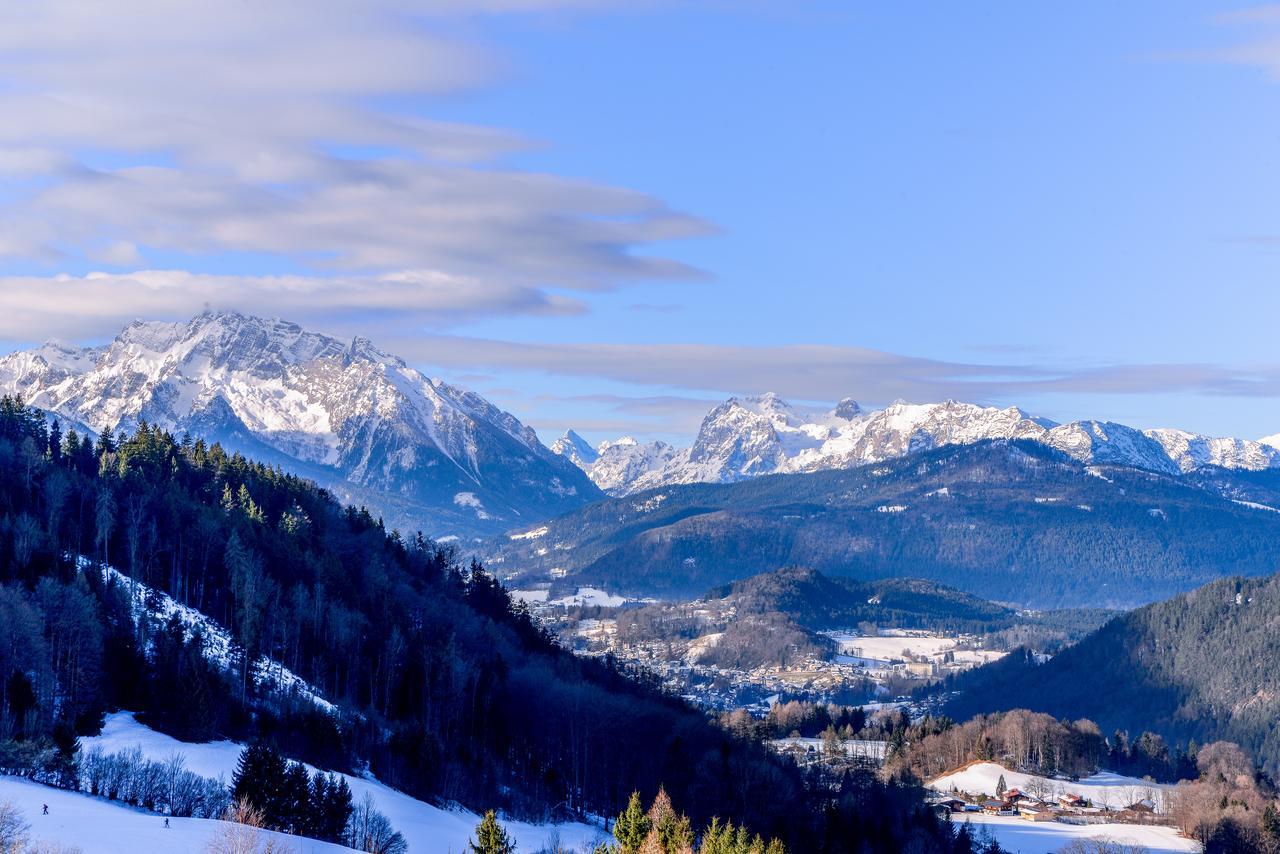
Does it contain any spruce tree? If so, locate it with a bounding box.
[995,774,1007,799]
[281,760,311,834]
[468,810,516,854]
[614,792,651,854]
[231,743,288,829]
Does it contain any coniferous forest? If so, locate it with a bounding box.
[0,396,978,852]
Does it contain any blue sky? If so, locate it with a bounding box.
[0,1,1278,444]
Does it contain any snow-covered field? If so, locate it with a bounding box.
[547,587,627,608]
[0,775,352,853]
[930,761,1171,811]
[954,813,1198,854]
[824,632,957,659]
[79,712,609,853]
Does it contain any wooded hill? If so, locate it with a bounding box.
[491,440,1280,607]
[0,397,969,852]
[935,571,1280,777]
[706,566,1016,633]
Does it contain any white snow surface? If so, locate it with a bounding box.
[547,587,627,608]
[929,762,1173,812]
[1233,499,1280,513]
[82,712,608,853]
[953,813,1198,854]
[0,775,353,853]
[824,633,956,660]
[564,394,1280,495]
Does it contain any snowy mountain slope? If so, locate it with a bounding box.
[558,394,1280,495]
[0,311,599,537]
[82,712,608,853]
[584,436,678,493]
[1263,433,1280,450]
[94,559,334,713]
[0,775,354,854]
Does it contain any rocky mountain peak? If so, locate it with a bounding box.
[0,312,600,537]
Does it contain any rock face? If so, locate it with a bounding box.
[554,394,1280,495]
[0,311,600,538]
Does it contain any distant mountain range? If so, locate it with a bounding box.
[555,394,1280,495]
[493,440,1280,608]
[0,311,600,538]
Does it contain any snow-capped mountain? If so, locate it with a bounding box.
[555,393,1280,495]
[585,436,678,493]
[1263,433,1280,450]
[550,429,599,468]
[0,311,599,537]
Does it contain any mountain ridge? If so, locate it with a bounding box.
[495,439,1280,607]
[0,311,600,538]
[554,394,1280,495]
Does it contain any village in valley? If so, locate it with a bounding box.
[511,586,1007,712]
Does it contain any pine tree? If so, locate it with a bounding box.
[310,772,353,842]
[231,743,288,830]
[468,810,515,854]
[614,792,652,854]
[48,419,62,465]
[281,760,311,834]
[995,774,1007,799]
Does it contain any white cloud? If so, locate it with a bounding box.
[0,0,707,306]
[0,270,584,341]
[373,334,1280,403]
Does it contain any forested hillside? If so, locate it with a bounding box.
[707,566,1016,633]
[493,440,1280,606]
[935,572,1280,777]
[0,397,970,852]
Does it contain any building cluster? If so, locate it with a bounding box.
[931,788,1162,826]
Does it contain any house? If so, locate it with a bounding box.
[1058,793,1088,809]
[935,798,967,813]
[1018,807,1056,822]
[982,800,1017,816]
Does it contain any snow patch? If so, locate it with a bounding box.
[1232,499,1280,514]
[547,588,627,608]
[453,491,491,519]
